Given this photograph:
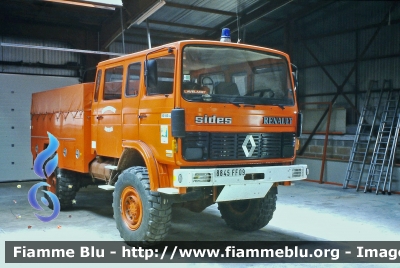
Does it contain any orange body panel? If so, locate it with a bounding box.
[31,83,95,173]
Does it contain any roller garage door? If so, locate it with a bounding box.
[0,74,79,182]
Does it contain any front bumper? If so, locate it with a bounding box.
[172,164,308,202]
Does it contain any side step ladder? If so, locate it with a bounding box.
[343,80,383,190]
[364,80,399,194]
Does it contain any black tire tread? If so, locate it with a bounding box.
[57,171,79,209]
[45,169,79,210]
[218,189,277,231]
[113,166,171,245]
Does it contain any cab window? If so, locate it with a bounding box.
[232,73,247,96]
[199,72,224,94]
[147,55,175,95]
[104,66,123,100]
[94,69,102,102]
[126,62,141,97]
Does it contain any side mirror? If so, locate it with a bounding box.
[171,108,185,138]
[145,59,158,89]
[291,63,298,90]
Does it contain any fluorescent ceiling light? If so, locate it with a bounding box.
[83,0,122,6]
[130,0,166,27]
[43,0,122,10]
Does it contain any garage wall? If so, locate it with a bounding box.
[253,1,400,127]
[253,1,400,188]
[296,157,400,193]
[292,2,400,125]
[0,74,79,182]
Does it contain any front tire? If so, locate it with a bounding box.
[113,167,171,245]
[218,187,277,231]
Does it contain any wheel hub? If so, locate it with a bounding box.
[121,186,143,230]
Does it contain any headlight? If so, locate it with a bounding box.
[182,132,209,161]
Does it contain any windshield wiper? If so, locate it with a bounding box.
[228,101,242,107]
[244,104,256,108]
[272,104,285,110]
[201,94,243,107]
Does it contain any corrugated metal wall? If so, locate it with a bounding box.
[136,0,259,37]
[257,1,399,127]
[240,1,400,186]
[293,1,400,101]
[0,36,81,77]
[294,25,400,98]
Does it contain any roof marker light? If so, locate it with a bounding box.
[220,28,231,42]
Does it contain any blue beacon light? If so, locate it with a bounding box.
[220,28,231,42]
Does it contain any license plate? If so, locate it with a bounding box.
[215,168,246,178]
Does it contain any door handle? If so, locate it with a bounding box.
[138,114,147,119]
[96,115,104,120]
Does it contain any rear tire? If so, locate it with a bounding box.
[45,169,79,210]
[218,187,277,231]
[113,167,171,245]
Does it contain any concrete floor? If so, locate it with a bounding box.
[1,180,399,267]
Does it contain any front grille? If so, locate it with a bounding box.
[182,132,295,161]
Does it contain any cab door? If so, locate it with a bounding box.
[93,65,123,158]
[122,62,141,142]
[91,69,102,155]
[138,53,175,163]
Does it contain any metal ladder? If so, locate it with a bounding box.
[343,80,383,190]
[364,80,399,194]
[383,115,400,195]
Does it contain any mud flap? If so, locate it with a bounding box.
[216,182,273,202]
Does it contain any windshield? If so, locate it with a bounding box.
[181,45,294,107]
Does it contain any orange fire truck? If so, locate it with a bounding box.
[31,37,307,244]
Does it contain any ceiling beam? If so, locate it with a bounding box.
[219,0,293,36]
[147,19,213,32]
[0,2,110,30]
[0,19,87,47]
[114,38,172,47]
[294,18,400,42]
[164,2,236,17]
[0,42,123,56]
[99,0,161,50]
[248,0,336,43]
[123,27,207,40]
[0,60,81,70]
[258,17,282,23]
[290,1,314,8]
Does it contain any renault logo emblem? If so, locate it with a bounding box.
[242,135,256,157]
